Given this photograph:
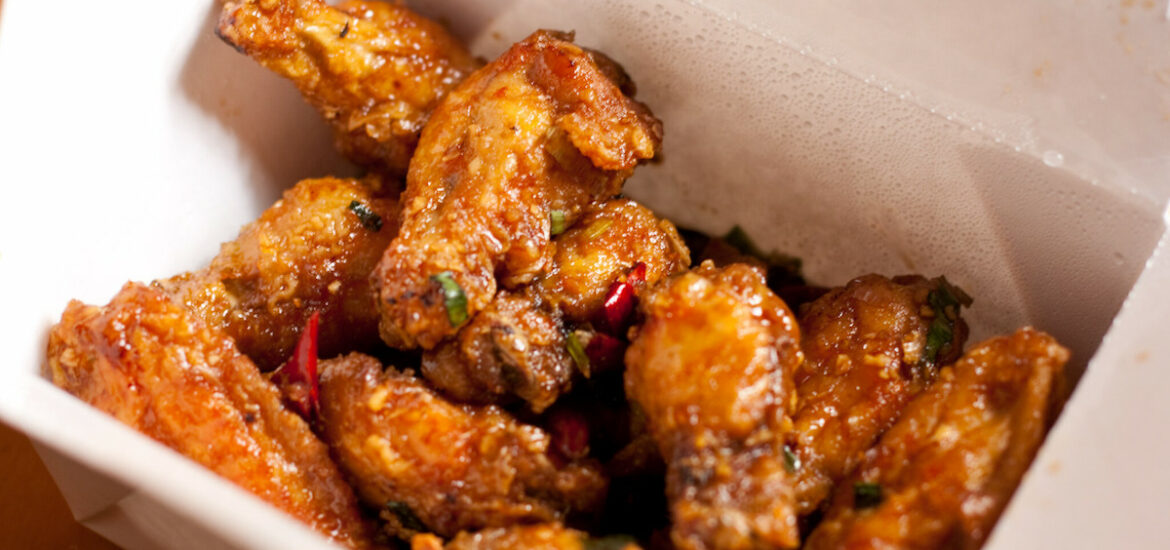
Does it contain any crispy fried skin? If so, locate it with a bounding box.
[374,30,663,350]
[804,328,1068,550]
[421,290,572,412]
[791,275,969,515]
[45,283,373,548]
[156,177,398,371]
[410,524,641,550]
[420,199,690,411]
[536,198,691,323]
[625,262,803,550]
[217,0,479,178]
[317,353,607,540]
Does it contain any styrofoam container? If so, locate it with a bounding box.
[1,0,1167,548]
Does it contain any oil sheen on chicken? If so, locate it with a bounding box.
[373,30,663,351]
[790,274,970,514]
[46,283,373,548]
[216,0,479,178]
[625,262,804,550]
[420,198,690,412]
[156,177,398,371]
[804,328,1068,550]
[316,352,608,541]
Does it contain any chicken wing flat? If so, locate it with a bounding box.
[803,328,1068,550]
[317,352,607,540]
[156,176,398,371]
[411,524,641,550]
[624,262,803,550]
[45,283,373,548]
[374,30,663,350]
[790,274,971,515]
[217,0,479,178]
[420,199,690,411]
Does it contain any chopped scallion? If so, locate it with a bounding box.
[783,444,801,473]
[566,330,590,377]
[853,481,883,509]
[550,209,567,236]
[347,200,383,231]
[430,271,468,326]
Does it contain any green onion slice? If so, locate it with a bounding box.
[783,444,801,473]
[347,200,383,231]
[853,481,883,509]
[550,209,567,236]
[430,271,468,326]
[566,330,590,377]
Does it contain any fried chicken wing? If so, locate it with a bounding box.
[537,198,690,323]
[804,328,1068,550]
[624,262,803,550]
[411,524,641,550]
[45,283,373,548]
[790,274,970,515]
[374,30,663,350]
[156,176,398,371]
[316,352,607,540]
[217,0,479,178]
[420,199,690,411]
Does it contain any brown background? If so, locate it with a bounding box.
[0,420,120,549]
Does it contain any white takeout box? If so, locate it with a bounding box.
[1,0,1167,548]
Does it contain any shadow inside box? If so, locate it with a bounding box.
[179,2,360,207]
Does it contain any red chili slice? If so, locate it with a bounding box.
[271,312,320,421]
[584,331,626,375]
[549,408,591,461]
[598,262,649,335]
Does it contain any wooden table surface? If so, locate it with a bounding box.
[0,420,121,549]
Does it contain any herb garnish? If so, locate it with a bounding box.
[583,535,638,550]
[722,225,804,286]
[853,482,883,509]
[430,271,468,326]
[566,330,590,377]
[550,209,567,236]
[384,500,426,532]
[783,444,801,473]
[921,277,973,369]
[347,200,382,231]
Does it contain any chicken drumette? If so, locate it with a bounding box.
[625,262,804,550]
[217,0,479,178]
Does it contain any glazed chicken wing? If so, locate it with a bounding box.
[624,262,803,550]
[420,198,690,411]
[156,176,398,370]
[316,352,607,541]
[45,283,373,548]
[374,30,663,350]
[217,0,479,178]
[411,524,641,550]
[790,274,970,514]
[804,328,1068,550]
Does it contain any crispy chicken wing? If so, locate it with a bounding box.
[373,30,663,350]
[45,283,373,548]
[804,328,1068,550]
[316,352,607,540]
[624,262,803,550]
[790,274,970,515]
[420,199,690,411]
[217,0,479,178]
[156,176,398,370]
[410,524,641,550]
